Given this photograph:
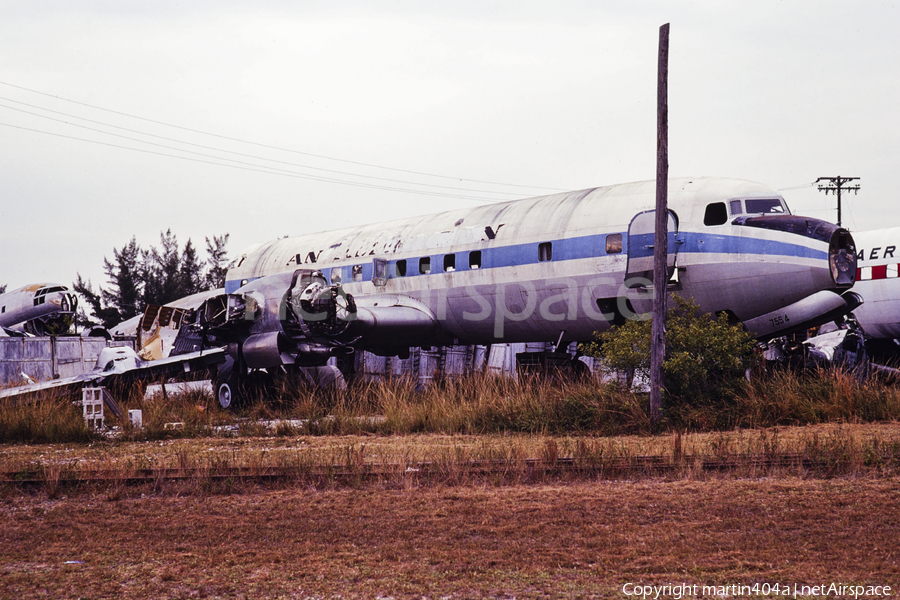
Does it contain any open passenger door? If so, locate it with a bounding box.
[625,209,681,288]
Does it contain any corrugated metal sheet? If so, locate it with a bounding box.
[0,337,114,385]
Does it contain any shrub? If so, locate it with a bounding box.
[581,295,758,409]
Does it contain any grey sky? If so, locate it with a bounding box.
[1,1,897,291]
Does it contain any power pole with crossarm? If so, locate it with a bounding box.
[816,176,860,227]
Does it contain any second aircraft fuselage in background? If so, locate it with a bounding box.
[842,227,900,341]
[0,283,79,336]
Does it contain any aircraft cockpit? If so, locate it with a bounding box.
[32,285,76,312]
[704,197,790,226]
[730,197,789,216]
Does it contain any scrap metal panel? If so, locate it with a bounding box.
[0,338,53,383]
[54,337,105,379]
[0,337,110,385]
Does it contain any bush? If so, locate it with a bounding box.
[581,295,758,408]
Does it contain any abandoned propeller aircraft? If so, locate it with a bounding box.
[153,176,860,407]
[0,283,80,337]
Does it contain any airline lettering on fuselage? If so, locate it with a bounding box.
[856,246,897,262]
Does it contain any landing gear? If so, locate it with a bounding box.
[216,378,237,409]
[213,355,275,409]
[214,352,245,410]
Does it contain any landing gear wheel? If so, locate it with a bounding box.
[214,354,244,410]
[216,380,236,409]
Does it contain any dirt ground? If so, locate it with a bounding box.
[2,476,898,599]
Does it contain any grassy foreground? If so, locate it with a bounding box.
[2,423,900,495]
[3,368,900,444]
[2,370,900,597]
[1,477,897,598]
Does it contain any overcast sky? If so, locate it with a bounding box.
[1,1,897,291]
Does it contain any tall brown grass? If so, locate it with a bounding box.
[3,367,900,445]
[683,368,900,430]
[0,391,95,443]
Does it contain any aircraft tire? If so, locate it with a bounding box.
[214,351,245,410]
[216,380,237,410]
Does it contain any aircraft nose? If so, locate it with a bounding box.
[48,292,78,313]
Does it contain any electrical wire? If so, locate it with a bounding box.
[0,96,528,197]
[0,80,565,193]
[777,182,815,191]
[0,121,508,202]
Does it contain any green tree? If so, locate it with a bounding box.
[103,237,143,324]
[141,229,182,306]
[75,231,230,327]
[179,239,204,297]
[204,233,231,290]
[581,295,758,405]
[72,274,120,328]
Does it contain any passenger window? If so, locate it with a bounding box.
[330,267,342,285]
[605,234,622,254]
[419,257,431,274]
[372,258,388,286]
[729,200,743,215]
[444,254,456,272]
[396,259,407,277]
[704,203,728,226]
[352,265,363,282]
[469,250,482,269]
[538,242,552,262]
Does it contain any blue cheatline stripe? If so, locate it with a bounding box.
[225,229,828,293]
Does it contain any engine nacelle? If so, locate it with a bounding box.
[241,331,296,369]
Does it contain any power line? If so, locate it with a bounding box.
[0,97,522,197]
[816,176,860,227]
[0,121,506,203]
[777,182,815,191]
[0,80,564,193]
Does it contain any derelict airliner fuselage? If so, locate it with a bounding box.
[184,177,858,406]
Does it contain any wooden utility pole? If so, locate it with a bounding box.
[816,176,859,227]
[650,23,669,423]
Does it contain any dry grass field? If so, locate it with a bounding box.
[3,371,900,597]
[1,477,898,598]
[2,424,899,598]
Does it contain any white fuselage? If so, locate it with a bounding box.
[846,227,900,340]
[227,177,853,345]
[0,283,78,335]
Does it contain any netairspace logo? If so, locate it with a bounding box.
[622,582,893,598]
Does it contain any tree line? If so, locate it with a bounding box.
[74,231,232,328]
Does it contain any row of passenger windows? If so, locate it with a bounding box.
[332,236,624,283]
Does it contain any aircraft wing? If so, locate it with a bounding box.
[0,346,226,402]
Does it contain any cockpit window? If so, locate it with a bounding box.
[35,286,66,297]
[729,200,743,215]
[704,202,728,226]
[745,198,786,214]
